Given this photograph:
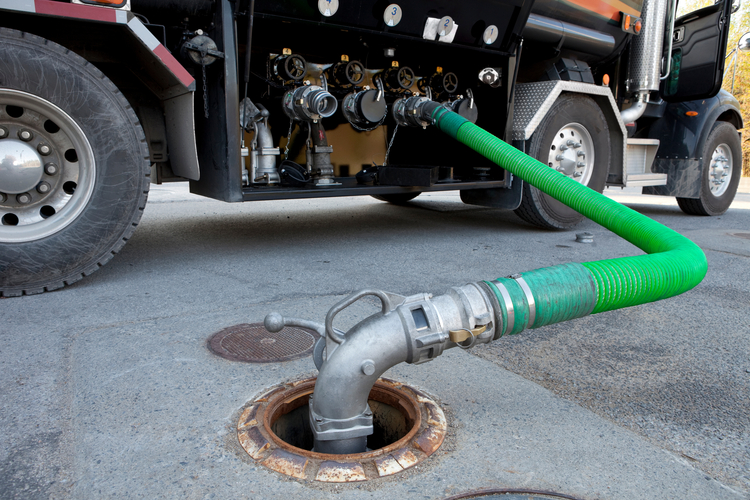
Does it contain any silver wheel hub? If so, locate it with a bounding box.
[0,139,44,194]
[547,123,595,185]
[709,143,732,197]
[0,89,96,242]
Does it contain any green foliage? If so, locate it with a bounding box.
[720,0,750,176]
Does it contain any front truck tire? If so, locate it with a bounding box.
[0,28,150,296]
[677,121,741,216]
[514,94,610,229]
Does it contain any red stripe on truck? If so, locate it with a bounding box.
[35,0,118,22]
[153,44,195,88]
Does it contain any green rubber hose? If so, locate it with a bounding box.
[430,106,707,331]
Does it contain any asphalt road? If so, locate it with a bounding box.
[1,182,748,499]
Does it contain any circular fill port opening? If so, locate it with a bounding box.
[237,378,447,482]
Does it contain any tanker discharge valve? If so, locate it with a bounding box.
[342,78,388,131]
[240,98,280,185]
[282,83,339,122]
[326,55,366,87]
[380,61,416,93]
[270,50,308,84]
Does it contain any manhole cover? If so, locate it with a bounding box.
[728,232,750,240]
[208,323,319,363]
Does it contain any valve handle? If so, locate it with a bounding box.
[325,289,395,344]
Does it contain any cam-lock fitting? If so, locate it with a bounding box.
[263,282,497,454]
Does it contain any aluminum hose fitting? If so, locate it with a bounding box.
[263,283,495,454]
[282,84,338,122]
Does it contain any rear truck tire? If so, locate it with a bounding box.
[676,121,741,216]
[0,28,150,297]
[371,192,421,204]
[514,94,610,230]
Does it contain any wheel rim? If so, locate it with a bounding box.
[708,143,733,197]
[0,89,96,243]
[546,123,595,186]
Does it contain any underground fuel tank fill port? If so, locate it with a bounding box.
[236,377,447,482]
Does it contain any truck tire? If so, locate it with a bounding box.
[371,192,421,204]
[514,94,610,229]
[0,28,150,296]
[676,121,741,216]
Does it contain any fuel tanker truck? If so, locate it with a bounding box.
[0,0,742,296]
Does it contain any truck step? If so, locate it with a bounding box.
[625,139,665,187]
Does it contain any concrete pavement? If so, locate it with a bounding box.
[1,182,748,499]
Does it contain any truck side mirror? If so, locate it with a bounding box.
[740,32,750,52]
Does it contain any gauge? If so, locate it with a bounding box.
[438,16,454,37]
[384,4,402,26]
[483,25,499,45]
[318,0,339,17]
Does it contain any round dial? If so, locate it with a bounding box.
[483,25,499,45]
[318,0,339,17]
[384,4,402,26]
[438,16,454,37]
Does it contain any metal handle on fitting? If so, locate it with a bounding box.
[325,289,395,344]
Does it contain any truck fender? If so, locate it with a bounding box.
[644,90,742,198]
[0,0,200,180]
[511,81,627,185]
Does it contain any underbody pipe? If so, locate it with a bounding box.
[267,102,707,455]
[620,91,649,124]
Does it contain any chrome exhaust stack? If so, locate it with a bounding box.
[622,0,674,124]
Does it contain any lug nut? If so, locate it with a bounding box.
[0,126,8,139]
[37,182,51,194]
[18,129,33,141]
[555,154,565,161]
[577,162,586,167]
[38,143,51,155]
[17,192,32,204]
[44,163,59,175]
[577,151,586,157]
[567,140,581,148]
[574,172,583,177]
[559,144,568,151]
[0,193,7,203]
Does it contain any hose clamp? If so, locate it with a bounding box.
[489,280,514,337]
[509,274,536,329]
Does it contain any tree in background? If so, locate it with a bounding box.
[721,0,750,176]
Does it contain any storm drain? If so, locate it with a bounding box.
[208,323,319,363]
[729,232,750,240]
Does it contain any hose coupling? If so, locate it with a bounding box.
[282,84,338,122]
[392,95,433,128]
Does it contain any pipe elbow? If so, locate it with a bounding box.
[310,284,495,454]
[310,312,408,454]
[620,93,648,124]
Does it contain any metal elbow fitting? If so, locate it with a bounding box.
[282,84,338,122]
[270,283,495,454]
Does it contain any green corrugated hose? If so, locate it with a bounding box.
[430,106,707,332]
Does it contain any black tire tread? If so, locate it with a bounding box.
[676,121,741,217]
[0,28,150,297]
[371,192,422,204]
